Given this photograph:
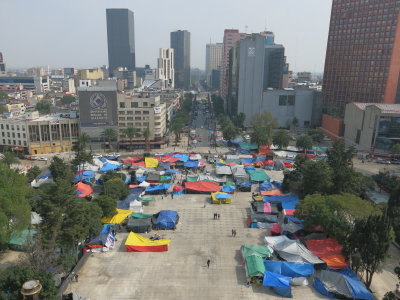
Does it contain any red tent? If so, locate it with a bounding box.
[173,186,183,192]
[75,182,93,198]
[283,161,292,168]
[261,190,283,196]
[271,224,281,235]
[131,161,146,167]
[306,238,347,269]
[184,181,221,193]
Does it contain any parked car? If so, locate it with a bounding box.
[24,155,38,160]
[38,157,48,161]
[376,158,391,164]
[244,134,250,140]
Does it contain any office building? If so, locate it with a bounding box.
[211,69,220,90]
[0,76,49,93]
[0,52,6,76]
[344,103,400,152]
[156,48,175,89]
[106,9,136,77]
[322,0,400,137]
[170,30,191,89]
[297,72,312,82]
[78,68,104,80]
[64,68,75,77]
[27,67,47,77]
[205,43,223,85]
[113,67,136,89]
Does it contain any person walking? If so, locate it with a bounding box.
[171,193,174,199]
[234,229,237,237]
[231,229,234,237]
[207,259,211,268]
[217,213,220,220]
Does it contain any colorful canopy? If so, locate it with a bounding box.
[154,210,179,230]
[248,170,270,182]
[211,192,231,204]
[101,208,133,224]
[261,190,284,196]
[145,157,159,168]
[75,182,93,198]
[244,255,265,277]
[306,238,347,269]
[240,245,273,260]
[131,212,153,219]
[264,260,314,277]
[125,232,170,252]
[184,181,220,193]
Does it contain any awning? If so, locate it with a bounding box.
[125,232,170,252]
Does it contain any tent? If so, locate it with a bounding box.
[263,271,292,298]
[186,175,199,182]
[126,218,152,233]
[101,208,133,224]
[211,192,232,204]
[231,165,248,180]
[154,210,179,230]
[86,224,115,250]
[265,235,324,265]
[189,154,202,160]
[216,165,232,175]
[244,255,265,278]
[8,229,36,251]
[145,184,170,193]
[73,170,95,184]
[261,190,284,196]
[314,269,374,300]
[263,194,299,210]
[184,181,220,193]
[259,181,273,191]
[198,175,226,183]
[238,182,252,192]
[239,142,258,150]
[247,170,270,182]
[281,221,304,234]
[172,154,189,162]
[145,157,159,168]
[137,196,155,203]
[247,213,278,228]
[75,182,93,198]
[240,245,273,261]
[131,212,153,219]
[100,163,121,172]
[146,172,161,183]
[264,260,314,277]
[221,185,235,193]
[306,239,347,270]
[184,160,199,168]
[125,232,170,252]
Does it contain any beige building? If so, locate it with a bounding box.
[156,48,175,89]
[117,92,167,149]
[205,43,223,85]
[78,68,104,80]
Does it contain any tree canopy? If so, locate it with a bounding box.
[49,156,72,182]
[102,178,129,201]
[250,112,278,146]
[36,102,51,114]
[26,166,41,183]
[296,135,313,152]
[60,95,76,105]
[391,143,400,154]
[273,129,290,150]
[307,129,324,143]
[94,195,116,218]
[0,152,19,167]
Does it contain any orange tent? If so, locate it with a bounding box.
[75,182,93,198]
[261,190,284,196]
[321,254,348,270]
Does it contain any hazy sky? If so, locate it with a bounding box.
[1,0,332,72]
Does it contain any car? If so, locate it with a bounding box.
[192,140,198,144]
[38,157,48,161]
[376,158,391,164]
[391,159,400,165]
[244,134,250,140]
[24,155,38,160]
[323,136,331,141]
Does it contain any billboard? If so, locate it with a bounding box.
[78,90,118,127]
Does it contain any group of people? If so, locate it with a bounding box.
[213,213,220,220]
[231,229,237,237]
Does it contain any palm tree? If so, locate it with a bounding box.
[142,127,151,151]
[1,151,19,167]
[101,128,117,151]
[77,133,91,152]
[123,127,137,150]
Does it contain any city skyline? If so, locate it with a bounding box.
[0,0,331,72]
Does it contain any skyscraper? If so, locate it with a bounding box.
[322,0,400,136]
[156,48,175,89]
[106,9,136,77]
[0,52,6,76]
[205,43,223,86]
[170,30,191,89]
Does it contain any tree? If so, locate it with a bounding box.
[273,130,290,150]
[327,141,355,193]
[296,135,313,153]
[94,195,116,218]
[61,95,76,105]
[102,178,129,200]
[123,127,138,149]
[142,127,151,151]
[171,121,184,145]
[49,156,72,182]
[222,122,237,142]
[250,112,278,146]
[0,91,9,100]
[0,163,31,247]
[344,214,393,287]
[233,113,246,128]
[0,266,57,300]
[76,132,91,152]
[36,102,51,114]
[307,129,324,143]
[0,151,19,167]
[299,160,333,197]
[292,117,299,128]
[101,128,117,151]
[392,143,400,154]
[100,171,126,183]
[26,166,41,182]
[295,193,381,244]
[388,185,400,244]
[71,150,93,174]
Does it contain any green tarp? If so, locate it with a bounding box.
[239,142,259,150]
[248,170,270,182]
[225,181,235,186]
[241,245,273,259]
[186,175,198,182]
[138,196,155,202]
[8,229,36,250]
[160,176,172,183]
[245,255,265,277]
[131,212,153,219]
[312,146,327,153]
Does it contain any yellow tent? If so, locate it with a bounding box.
[145,157,159,168]
[125,232,171,252]
[101,208,133,224]
[211,192,232,204]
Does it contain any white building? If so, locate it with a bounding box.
[156,48,175,89]
[205,43,223,85]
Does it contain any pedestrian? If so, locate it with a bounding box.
[231,229,234,237]
[234,229,237,237]
[75,273,79,282]
[161,195,164,200]
[213,213,216,220]
[171,193,174,199]
[217,213,220,220]
[207,259,211,268]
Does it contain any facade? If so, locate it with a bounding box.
[117,92,167,149]
[106,9,136,77]
[63,78,76,94]
[113,67,136,89]
[205,43,223,85]
[297,72,312,82]
[344,103,400,152]
[170,30,191,89]
[156,48,175,89]
[211,69,220,90]
[27,67,47,77]
[0,76,49,93]
[322,0,400,136]
[64,68,75,76]
[0,52,6,76]
[78,69,104,80]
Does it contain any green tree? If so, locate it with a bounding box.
[327,141,355,193]
[0,91,9,100]
[26,166,41,182]
[222,121,237,142]
[94,195,116,217]
[142,127,151,151]
[100,171,126,183]
[171,121,184,144]
[233,112,246,128]
[102,178,129,200]
[0,151,19,167]
[123,127,138,149]
[344,214,393,287]
[0,163,31,247]
[391,143,400,154]
[273,129,290,150]
[296,135,313,153]
[300,160,333,197]
[250,112,278,146]
[36,102,51,114]
[71,150,93,174]
[0,266,57,300]
[388,185,400,244]
[60,95,76,105]
[292,117,299,128]
[75,132,91,152]
[49,156,72,182]
[307,129,324,143]
[101,128,117,151]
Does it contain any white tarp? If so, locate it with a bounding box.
[139,181,151,187]
[225,155,239,160]
[189,154,202,160]
[273,151,298,158]
[129,199,143,212]
[231,165,248,178]
[265,235,324,265]
[216,165,232,175]
[198,175,226,183]
[30,177,53,188]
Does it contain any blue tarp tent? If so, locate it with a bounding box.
[264,261,314,277]
[117,193,137,209]
[165,169,181,174]
[272,180,282,189]
[259,181,273,191]
[241,158,254,164]
[255,155,266,162]
[38,171,51,179]
[136,176,146,183]
[184,160,199,168]
[99,157,107,162]
[73,170,95,183]
[263,271,292,298]
[154,210,179,230]
[215,193,231,199]
[173,154,189,162]
[237,149,250,154]
[145,184,170,192]
[314,277,336,299]
[263,195,299,210]
[124,175,131,184]
[100,163,121,172]
[158,161,171,170]
[222,185,235,193]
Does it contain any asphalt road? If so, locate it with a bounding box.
[190,101,214,148]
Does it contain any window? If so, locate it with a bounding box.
[155,122,161,126]
[127,123,133,126]
[127,111,133,115]
[288,95,295,106]
[127,117,133,121]
[143,111,149,115]
[131,102,138,108]
[142,116,150,120]
[16,126,19,130]
[119,122,126,126]
[119,102,125,108]
[279,95,287,106]
[2,139,4,144]
[119,111,126,114]
[6,125,9,130]
[119,117,125,121]
[0,124,3,129]
[134,111,141,115]
[143,102,148,107]
[143,122,149,126]
[135,117,141,120]
[135,122,141,126]
[17,133,20,138]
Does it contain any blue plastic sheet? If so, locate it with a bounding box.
[264,261,314,277]
[73,170,95,183]
[154,210,179,230]
[165,169,181,174]
[263,271,292,297]
[215,193,231,199]
[136,176,146,183]
[100,163,121,172]
[259,181,273,191]
[124,175,131,184]
[145,184,170,192]
[314,278,336,299]
[241,158,254,164]
[255,155,266,162]
[172,154,189,162]
[221,185,235,193]
[184,160,199,168]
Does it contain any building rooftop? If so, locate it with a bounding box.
[353,103,400,114]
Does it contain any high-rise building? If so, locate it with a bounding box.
[106,9,136,77]
[322,0,400,137]
[156,48,175,89]
[205,43,223,86]
[170,30,191,89]
[0,52,6,76]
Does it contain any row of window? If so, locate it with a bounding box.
[118,110,150,115]
[28,124,79,142]
[2,139,27,146]
[333,1,399,9]
[119,101,155,108]
[118,116,150,121]
[0,124,25,131]
[119,122,150,127]
[1,131,26,138]
[278,95,295,106]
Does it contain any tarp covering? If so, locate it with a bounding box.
[264,261,314,277]
[126,218,152,233]
[244,255,265,277]
[73,170,95,183]
[241,245,273,260]
[131,212,153,219]
[184,160,199,168]
[231,165,248,178]
[216,165,232,175]
[137,196,155,202]
[221,185,235,193]
[101,209,133,224]
[100,163,121,172]
[315,270,374,300]
[239,142,258,150]
[186,175,199,182]
[9,229,36,249]
[172,154,189,162]
[189,153,202,160]
[265,236,324,265]
[259,181,273,191]
[145,184,170,192]
[263,271,292,297]
[261,190,284,196]
[185,181,220,192]
[75,182,93,198]
[211,192,231,204]
[154,210,179,230]
[263,194,299,210]
[125,232,170,252]
[198,175,227,183]
[145,157,159,168]
[306,238,347,270]
[248,170,270,182]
